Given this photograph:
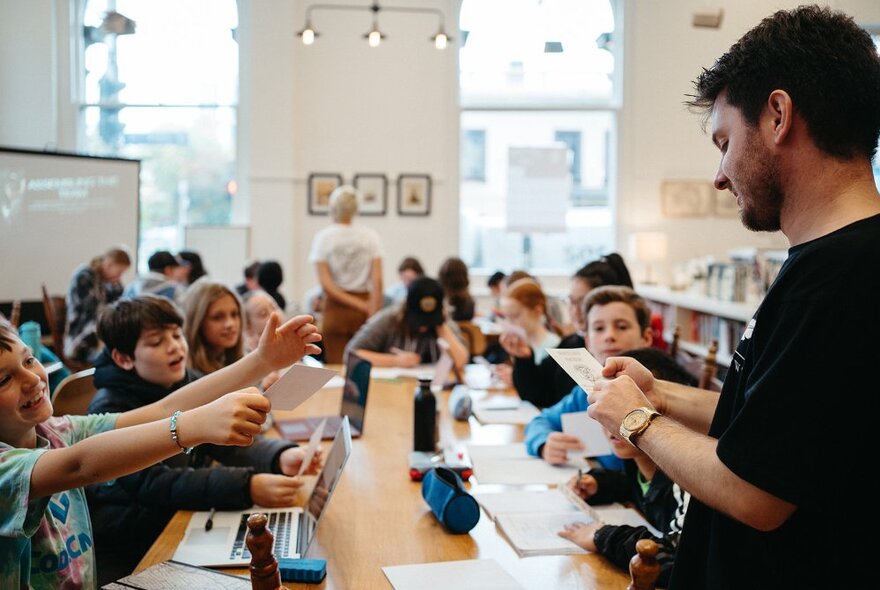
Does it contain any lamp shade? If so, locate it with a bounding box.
[629,232,668,264]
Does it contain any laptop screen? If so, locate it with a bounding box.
[340,351,371,432]
[302,416,352,554]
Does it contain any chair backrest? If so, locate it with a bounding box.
[41,284,66,357]
[51,367,97,416]
[668,325,681,358]
[9,299,21,328]
[456,320,487,359]
[699,339,721,391]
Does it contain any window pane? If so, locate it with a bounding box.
[83,106,236,266]
[83,0,238,105]
[460,111,614,273]
[460,0,616,106]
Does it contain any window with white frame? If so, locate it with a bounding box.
[79,0,238,269]
[459,0,619,275]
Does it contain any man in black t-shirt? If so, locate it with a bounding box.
[584,6,880,588]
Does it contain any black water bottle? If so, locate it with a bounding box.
[413,377,438,452]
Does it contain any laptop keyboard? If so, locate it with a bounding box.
[229,511,295,560]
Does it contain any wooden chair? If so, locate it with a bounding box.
[456,320,487,359]
[668,325,681,358]
[699,339,720,391]
[50,367,97,416]
[40,284,90,371]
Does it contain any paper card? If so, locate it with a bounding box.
[263,364,338,411]
[383,559,525,590]
[547,347,605,392]
[297,417,327,476]
[561,411,613,459]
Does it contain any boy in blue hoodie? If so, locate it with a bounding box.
[524,286,653,469]
[86,295,319,582]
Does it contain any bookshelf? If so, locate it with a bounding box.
[638,284,759,368]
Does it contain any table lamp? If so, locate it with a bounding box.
[629,232,668,285]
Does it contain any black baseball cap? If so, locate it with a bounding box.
[406,277,444,328]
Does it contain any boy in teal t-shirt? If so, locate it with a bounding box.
[0,312,321,588]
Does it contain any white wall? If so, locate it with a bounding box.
[617,0,880,283]
[239,0,460,305]
[3,0,880,300]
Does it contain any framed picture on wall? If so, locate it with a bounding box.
[660,180,713,218]
[353,173,387,216]
[397,174,431,216]
[308,173,343,215]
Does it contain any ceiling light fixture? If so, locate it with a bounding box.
[297,2,452,50]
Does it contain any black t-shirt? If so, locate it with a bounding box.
[670,215,880,589]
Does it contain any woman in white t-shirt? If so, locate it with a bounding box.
[309,186,384,363]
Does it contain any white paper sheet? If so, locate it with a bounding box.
[474,489,580,521]
[297,417,327,476]
[370,364,435,380]
[467,443,585,485]
[472,401,540,425]
[322,375,345,389]
[495,511,591,557]
[561,411,613,459]
[382,559,524,590]
[263,364,337,411]
[547,347,605,392]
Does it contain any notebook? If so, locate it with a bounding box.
[275,351,371,441]
[172,417,352,567]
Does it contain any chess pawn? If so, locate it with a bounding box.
[246,513,284,590]
[628,538,661,590]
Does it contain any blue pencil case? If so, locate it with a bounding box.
[421,466,480,534]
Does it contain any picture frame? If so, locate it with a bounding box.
[308,173,343,215]
[397,174,432,216]
[660,180,713,218]
[353,173,387,216]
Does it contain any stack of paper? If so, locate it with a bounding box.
[467,443,585,485]
[473,488,581,521]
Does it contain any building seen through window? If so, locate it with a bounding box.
[80,0,238,270]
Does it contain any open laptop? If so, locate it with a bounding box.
[275,351,371,442]
[172,417,353,567]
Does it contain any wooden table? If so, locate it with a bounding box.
[136,375,630,589]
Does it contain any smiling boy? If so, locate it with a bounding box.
[86,295,318,582]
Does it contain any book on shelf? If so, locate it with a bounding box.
[101,560,249,590]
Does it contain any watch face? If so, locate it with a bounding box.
[623,410,647,431]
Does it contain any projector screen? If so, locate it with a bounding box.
[0,147,140,301]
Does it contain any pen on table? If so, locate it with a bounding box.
[205,508,216,532]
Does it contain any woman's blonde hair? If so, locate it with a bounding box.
[182,280,244,374]
[328,185,359,223]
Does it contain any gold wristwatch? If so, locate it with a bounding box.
[619,407,661,448]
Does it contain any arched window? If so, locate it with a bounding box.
[79,0,238,268]
[459,0,619,273]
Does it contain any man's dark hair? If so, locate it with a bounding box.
[147,250,180,273]
[687,5,880,160]
[97,294,183,356]
[243,260,261,280]
[487,271,506,288]
[257,261,283,291]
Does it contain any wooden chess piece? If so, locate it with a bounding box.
[628,538,661,590]
[246,513,285,590]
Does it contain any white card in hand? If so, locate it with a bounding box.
[547,348,605,392]
[561,411,613,459]
[497,319,528,341]
[263,364,338,411]
[297,417,327,476]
